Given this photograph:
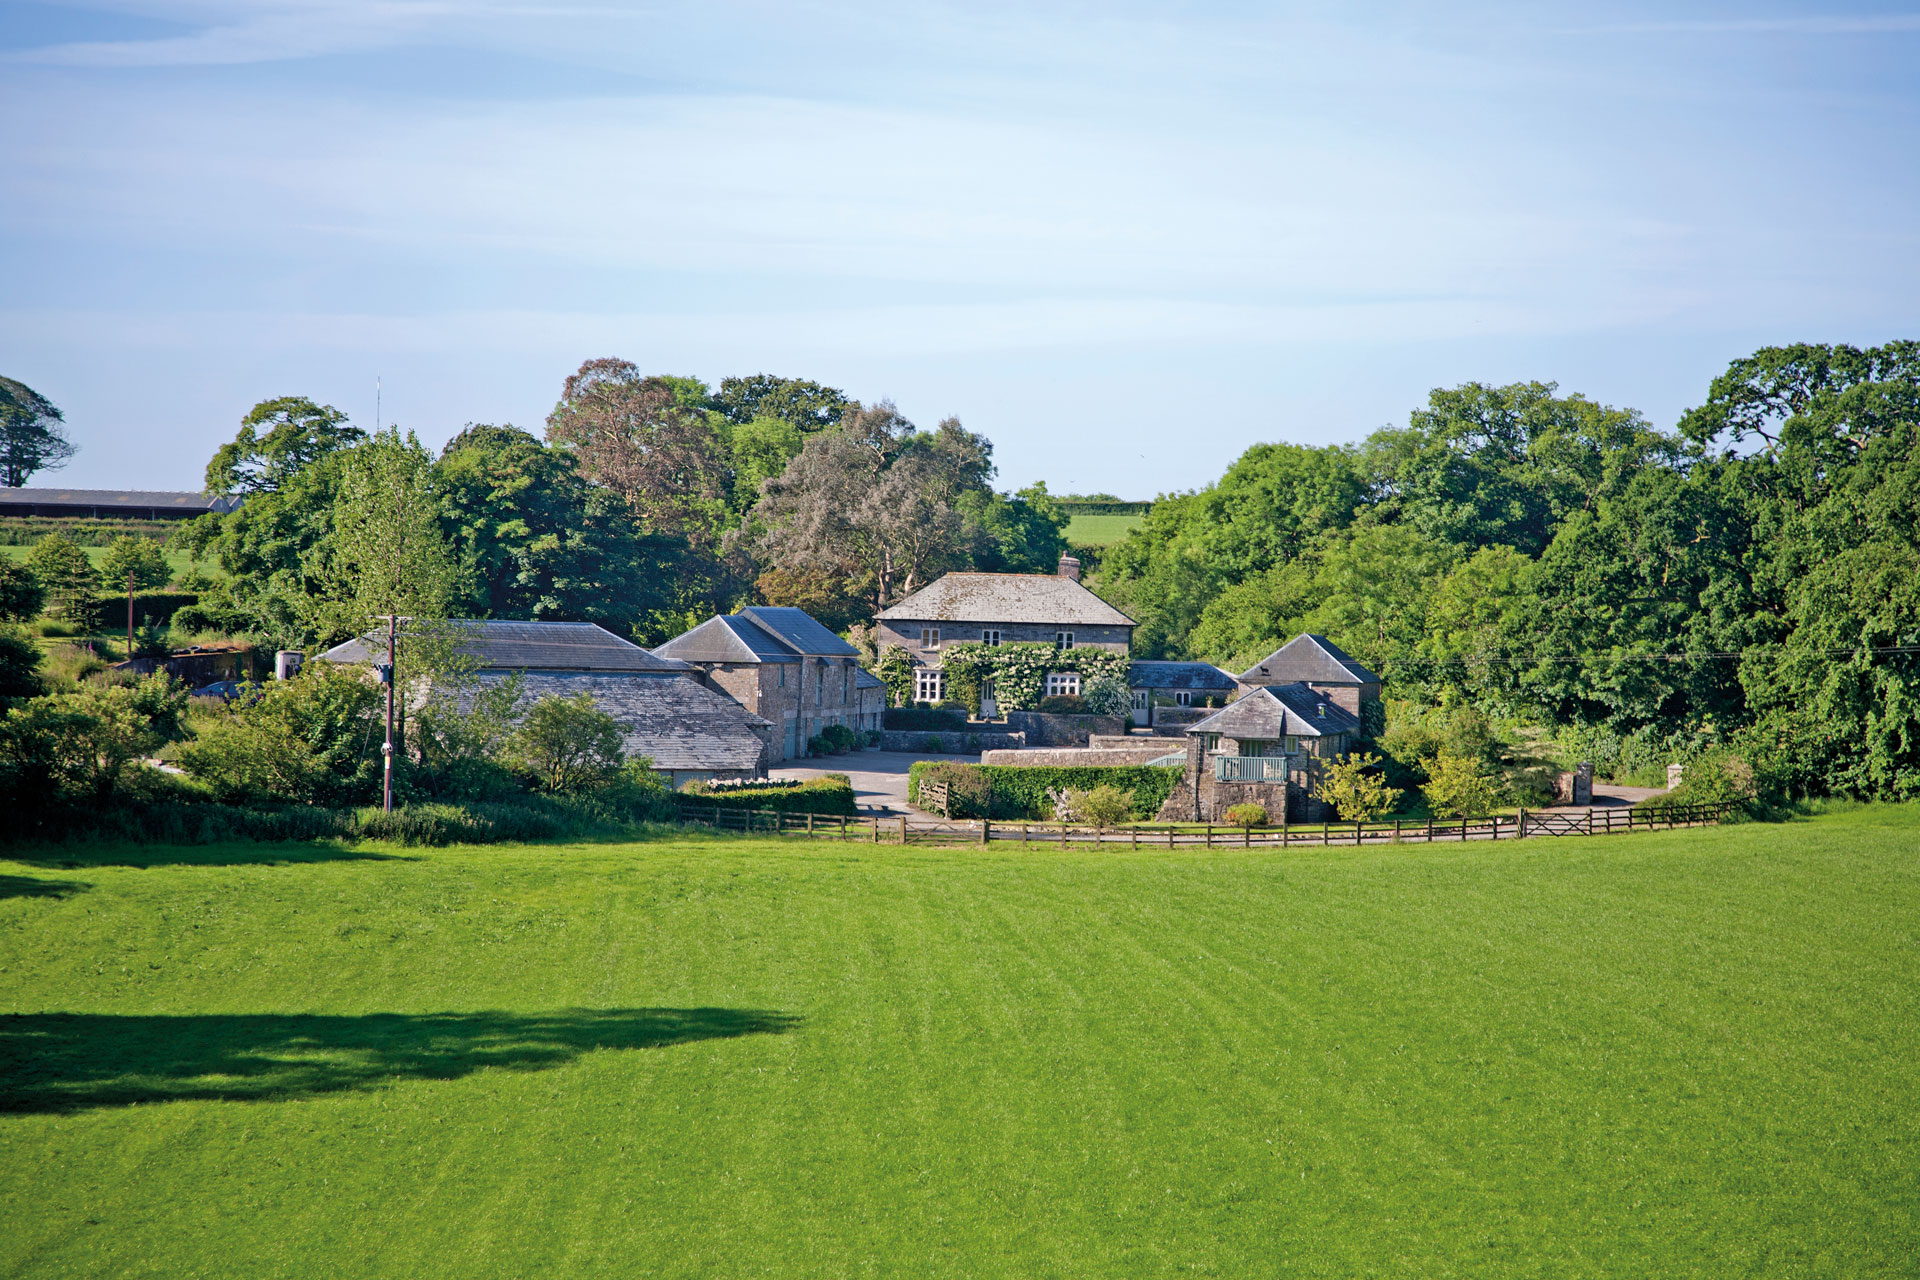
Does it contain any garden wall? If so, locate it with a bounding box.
[1005,711,1126,747]
[878,728,1026,754]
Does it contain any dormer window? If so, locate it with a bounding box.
[921,627,941,650]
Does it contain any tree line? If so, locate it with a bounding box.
[1091,341,1920,802]
[182,362,1070,647]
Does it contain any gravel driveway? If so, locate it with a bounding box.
[769,750,977,815]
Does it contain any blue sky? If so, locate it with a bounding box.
[2,1,1916,497]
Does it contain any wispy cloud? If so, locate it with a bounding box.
[1574,13,1920,35]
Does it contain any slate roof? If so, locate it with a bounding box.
[1128,660,1238,691]
[876,573,1135,627]
[0,488,242,516]
[855,668,885,690]
[739,606,860,657]
[469,670,770,774]
[1185,683,1360,741]
[653,615,800,665]
[1239,634,1379,686]
[317,620,689,674]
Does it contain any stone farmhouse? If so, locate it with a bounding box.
[317,619,773,786]
[876,557,1135,711]
[654,606,883,764]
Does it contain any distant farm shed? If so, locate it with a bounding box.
[0,488,243,520]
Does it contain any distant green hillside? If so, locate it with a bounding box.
[1064,512,1144,547]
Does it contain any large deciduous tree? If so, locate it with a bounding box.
[544,359,732,551]
[204,397,365,495]
[751,403,1001,621]
[0,376,76,487]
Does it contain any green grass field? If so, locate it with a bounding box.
[0,542,202,583]
[3,808,1916,1277]
[1064,512,1145,547]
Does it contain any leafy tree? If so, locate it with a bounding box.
[0,376,76,486]
[753,404,1001,616]
[0,560,45,621]
[177,662,383,805]
[98,536,172,594]
[503,692,625,793]
[0,674,188,804]
[1420,752,1504,818]
[25,532,98,624]
[1317,751,1403,821]
[204,396,364,495]
[435,424,678,633]
[0,625,43,702]
[971,482,1071,576]
[304,429,462,646]
[712,375,852,429]
[545,358,733,552]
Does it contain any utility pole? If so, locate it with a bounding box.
[125,570,135,663]
[371,614,407,812]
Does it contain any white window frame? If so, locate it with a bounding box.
[1175,690,1191,707]
[921,627,941,650]
[1045,672,1081,698]
[1055,631,1075,649]
[915,669,944,703]
[982,628,1001,646]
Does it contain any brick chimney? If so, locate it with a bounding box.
[1057,554,1081,582]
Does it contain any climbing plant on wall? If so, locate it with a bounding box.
[874,646,916,708]
[939,642,1130,713]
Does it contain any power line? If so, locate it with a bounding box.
[1407,643,1920,668]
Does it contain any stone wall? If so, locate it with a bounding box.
[877,728,1027,754]
[1151,741,1341,824]
[980,745,1183,767]
[1005,711,1127,747]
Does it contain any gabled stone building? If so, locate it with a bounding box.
[654,605,877,763]
[1156,682,1362,823]
[1237,634,1382,729]
[875,559,1135,707]
[316,619,773,786]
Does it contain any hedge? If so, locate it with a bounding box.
[884,705,967,731]
[0,796,661,848]
[677,775,859,816]
[907,761,1181,820]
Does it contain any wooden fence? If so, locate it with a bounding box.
[675,801,1739,848]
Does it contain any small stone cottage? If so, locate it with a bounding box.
[1155,682,1362,823]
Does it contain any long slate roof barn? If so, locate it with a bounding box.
[877,572,1136,626]
[317,619,768,782]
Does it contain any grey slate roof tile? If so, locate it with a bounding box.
[654,615,800,665]
[739,606,859,657]
[472,670,770,774]
[876,573,1135,626]
[317,619,689,673]
[1186,683,1359,740]
[1239,634,1379,685]
[1128,660,1239,691]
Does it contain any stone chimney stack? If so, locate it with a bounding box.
[1057,554,1081,582]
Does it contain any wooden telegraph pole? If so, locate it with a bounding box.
[372,614,407,812]
[125,570,135,662]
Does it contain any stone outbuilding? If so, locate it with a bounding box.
[1237,634,1382,736]
[653,606,876,763]
[316,619,773,786]
[1127,659,1239,730]
[1156,682,1362,824]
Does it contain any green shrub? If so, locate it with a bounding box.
[1036,694,1089,714]
[808,723,857,755]
[176,662,382,806]
[924,735,945,753]
[1421,752,1505,818]
[1224,802,1268,829]
[679,774,858,816]
[1076,784,1134,828]
[1635,750,1760,817]
[906,761,1180,820]
[884,705,966,731]
[1317,752,1404,821]
[0,560,44,622]
[502,692,624,794]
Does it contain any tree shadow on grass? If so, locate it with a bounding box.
[0,1008,800,1114]
[3,842,414,871]
[0,874,88,901]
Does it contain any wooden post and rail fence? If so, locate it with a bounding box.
[673,800,1741,848]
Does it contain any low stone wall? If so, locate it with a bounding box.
[980,746,1182,767]
[878,728,1026,754]
[1006,711,1127,747]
